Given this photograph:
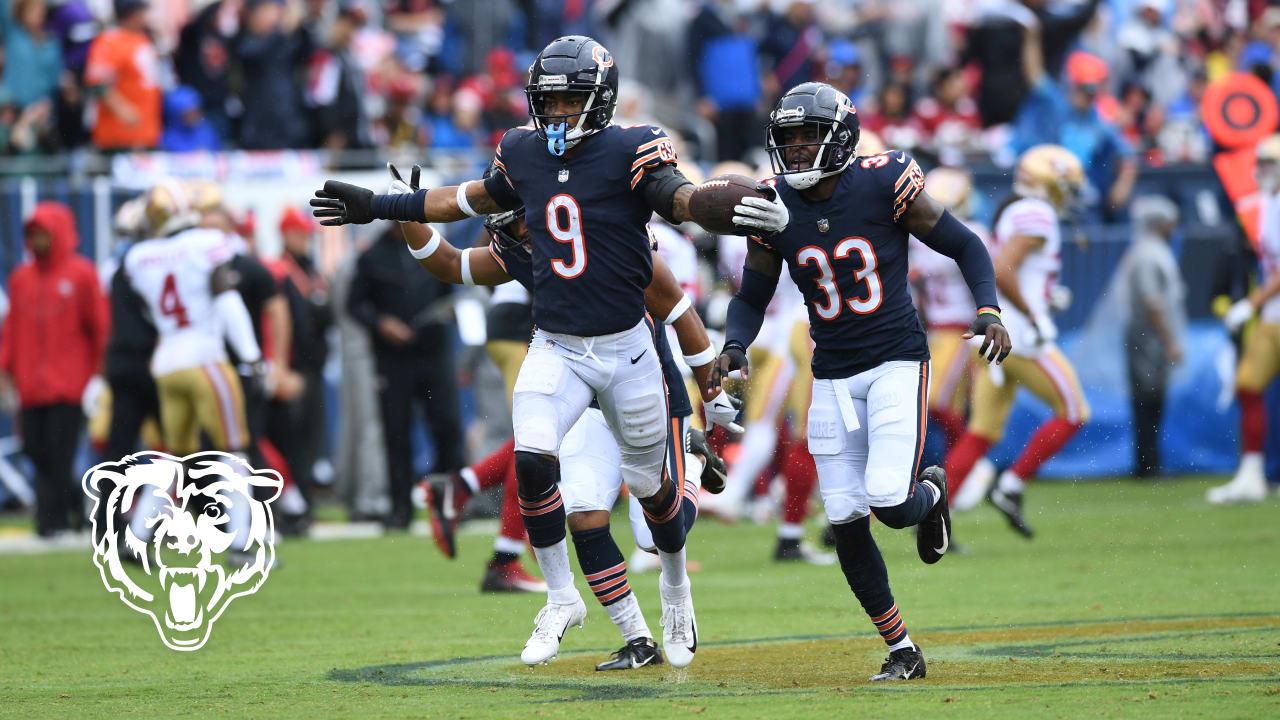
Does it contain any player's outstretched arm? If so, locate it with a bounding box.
[903,190,1012,363]
[645,253,719,403]
[387,164,512,287]
[311,174,513,226]
[708,242,782,393]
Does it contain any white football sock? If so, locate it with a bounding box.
[778,522,804,540]
[888,632,914,652]
[606,593,652,642]
[532,539,576,600]
[997,469,1025,494]
[657,546,687,588]
[459,467,481,494]
[493,534,525,556]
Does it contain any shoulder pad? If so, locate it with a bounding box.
[857,150,924,221]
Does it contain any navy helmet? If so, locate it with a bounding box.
[524,35,619,155]
[765,82,861,190]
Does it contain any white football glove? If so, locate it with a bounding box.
[732,190,789,235]
[1224,298,1254,333]
[1048,284,1073,312]
[1032,310,1058,345]
[703,390,744,434]
[386,162,421,195]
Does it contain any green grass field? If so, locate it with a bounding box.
[1,476,1277,719]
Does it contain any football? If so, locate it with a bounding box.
[688,174,768,235]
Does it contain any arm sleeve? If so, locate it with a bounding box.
[642,164,694,223]
[215,290,262,364]
[724,265,779,348]
[918,210,1000,312]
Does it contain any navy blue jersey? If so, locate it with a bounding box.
[754,151,930,379]
[485,124,678,336]
[489,238,692,419]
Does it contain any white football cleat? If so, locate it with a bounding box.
[1207,454,1267,505]
[659,577,698,668]
[520,596,587,666]
[952,456,996,512]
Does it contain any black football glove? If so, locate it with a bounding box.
[706,341,750,393]
[686,427,727,494]
[311,180,375,226]
[968,312,1012,364]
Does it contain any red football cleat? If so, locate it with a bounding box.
[480,559,548,593]
[421,473,471,559]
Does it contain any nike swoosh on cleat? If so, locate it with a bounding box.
[687,619,698,654]
[934,523,948,555]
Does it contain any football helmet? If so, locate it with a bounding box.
[143,178,200,237]
[1256,134,1280,194]
[924,167,974,218]
[525,35,619,156]
[765,82,860,190]
[1012,144,1085,214]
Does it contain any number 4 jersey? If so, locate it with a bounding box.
[753,151,929,379]
[484,123,678,337]
[124,227,238,376]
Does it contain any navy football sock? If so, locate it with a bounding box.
[571,526,632,607]
[680,473,700,535]
[871,481,937,529]
[639,480,686,554]
[515,451,565,548]
[832,516,913,650]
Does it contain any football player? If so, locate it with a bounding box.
[708,82,1011,681]
[1212,133,1280,503]
[311,33,729,667]
[387,164,732,669]
[122,179,265,561]
[941,145,1090,535]
[909,167,992,450]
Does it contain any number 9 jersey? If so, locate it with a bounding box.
[484,123,679,337]
[754,151,929,379]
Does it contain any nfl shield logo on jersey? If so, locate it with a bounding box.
[817,218,830,233]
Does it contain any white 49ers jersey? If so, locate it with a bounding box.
[909,219,990,329]
[126,227,238,376]
[1257,192,1280,323]
[993,197,1061,355]
[650,221,702,302]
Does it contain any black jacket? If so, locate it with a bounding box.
[347,228,454,356]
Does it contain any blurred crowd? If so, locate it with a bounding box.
[0,0,1275,180]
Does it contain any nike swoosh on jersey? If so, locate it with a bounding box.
[896,152,908,164]
[651,127,662,135]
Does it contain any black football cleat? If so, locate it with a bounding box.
[915,466,951,564]
[821,523,837,548]
[422,473,471,559]
[595,637,664,671]
[773,538,836,565]
[989,486,1034,538]
[687,428,727,494]
[868,644,927,682]
[479,559,547,593]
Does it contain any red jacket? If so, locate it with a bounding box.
[0,202,109,408]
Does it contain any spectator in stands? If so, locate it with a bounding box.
[160,85,220,151]
[760,0,821,100]
[1013,29,1137,214]
[307,1,373,150]
[347,224,465,530]
[863,81,920,153]
[84,0,161,150]
[963,0,1101,127]
[912,66,982,163]
[1117,195,1184,478]
[375,72,427,148]
[422,78,476,150]
[1115,0,1184,108]
[235,0,311,150]
[4,0,62,113]
[822,38,866,107]
[688,0,763,163]
[0,202,108,537]
[174,0,242,141]
[44,0,95,147]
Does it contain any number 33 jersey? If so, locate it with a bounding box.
[486,124,678,337]
[754,151,929,379]
[125,227,238,376]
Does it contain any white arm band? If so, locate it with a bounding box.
[683,344,717,367]
[460,248,476,286]
[456,181,480,218]
[663,294,692,325]
[214,290,262,364]
[407,230,442,259]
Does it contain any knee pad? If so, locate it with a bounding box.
[615,390,666,449]
[514,451,558,499]
[865,466,911,509]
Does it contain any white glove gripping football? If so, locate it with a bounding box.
[1224,298,1255,334]
[704,390,744,434]
[1032,310,1058,346]
[732,191,789,235]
